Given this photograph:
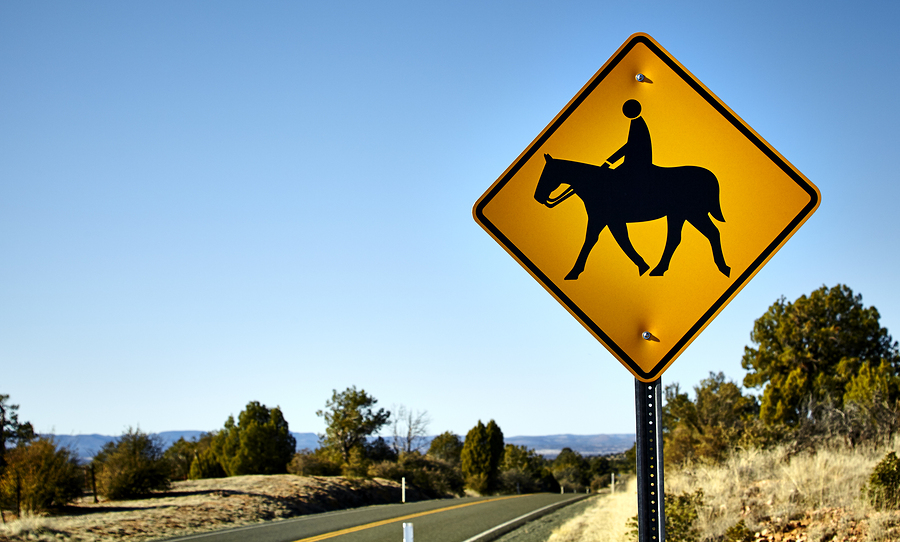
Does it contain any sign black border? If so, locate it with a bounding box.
[473,34,820,380]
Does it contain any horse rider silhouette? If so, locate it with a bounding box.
[603,99,651,183]
[533,98,731,279]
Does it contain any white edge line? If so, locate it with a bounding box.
[460,496,585,542]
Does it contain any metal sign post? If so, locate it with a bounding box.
[635,378,665,542]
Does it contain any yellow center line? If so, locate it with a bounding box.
[292,495,527,542]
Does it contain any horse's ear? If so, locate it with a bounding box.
[544,154,552,162]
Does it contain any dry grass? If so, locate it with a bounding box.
[0,513,61,542]
[546,478,638,542]
[0,475,409,542]
[547,438,900,542]
[665,437,900,541]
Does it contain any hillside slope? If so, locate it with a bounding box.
[0,475,422,542]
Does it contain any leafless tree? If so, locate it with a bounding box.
[390,405,431,454]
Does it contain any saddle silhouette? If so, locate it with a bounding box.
[533,154,730,279]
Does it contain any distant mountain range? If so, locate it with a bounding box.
[46,432,634,462]
[505,434,635,457]
[47,431,320,462]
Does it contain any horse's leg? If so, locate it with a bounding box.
[566,222,605,280]
[608,222,650,276]
[687,214,731,277]
[650,216,685,276]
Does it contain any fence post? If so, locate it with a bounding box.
[402,477,406,503]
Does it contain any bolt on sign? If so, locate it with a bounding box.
[473,33,820,381]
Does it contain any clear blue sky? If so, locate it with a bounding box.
[3,1,899,439]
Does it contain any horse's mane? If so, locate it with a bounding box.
[548,157,608,181]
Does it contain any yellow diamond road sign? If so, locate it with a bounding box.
[473,33,821,382]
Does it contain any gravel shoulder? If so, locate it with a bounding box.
[493,493,604,542]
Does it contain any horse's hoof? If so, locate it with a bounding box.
[638,264,650,276]
[649,267,666,276]
[719,265,731,277]
[565,271,581,280]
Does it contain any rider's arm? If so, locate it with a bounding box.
[607,142,626,166]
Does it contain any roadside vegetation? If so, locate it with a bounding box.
[635,284,900,542]
[531,284,900,542]
[0,387,631,524]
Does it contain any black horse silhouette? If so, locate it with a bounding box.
[533,154,730,279]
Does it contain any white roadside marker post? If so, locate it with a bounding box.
[403,523,414,542]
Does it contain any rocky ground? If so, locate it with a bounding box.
[747,507,900,542]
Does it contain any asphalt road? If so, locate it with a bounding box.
[165,493,591,542]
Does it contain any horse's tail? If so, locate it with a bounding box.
[711,195,725,223]
[709,172,725,223]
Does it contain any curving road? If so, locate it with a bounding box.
[165,493,591,542]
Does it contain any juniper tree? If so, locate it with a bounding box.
[211,401,296,476]
[428,431,463,464]
[0,394,35,472]
[663,372,759,465]
[317,387,390,464]
[461,421,490,493]
[93,428,170,500]
[742,284,900,427]
[461,419,504,494]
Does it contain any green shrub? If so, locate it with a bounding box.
[210,402,296,476]
[866,451,900,510]
[499,444,557,494]
[164,437,199,481]
[0,437,82,513]
[465,472,489,495]
[376,452,464,498]
[626,515,639,541]
[427,432,463,464]
[552,448,590,492]
[341,447,370,478]
[665,489,703,542]
[188,448,226,480]
[366,437,397,463]
[93,428,170,500]
[368,460,405,480]
[724,519,754,542]
[630,489,704,542]
[287,448,342,476]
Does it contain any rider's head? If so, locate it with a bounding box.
[623,99,642,119]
